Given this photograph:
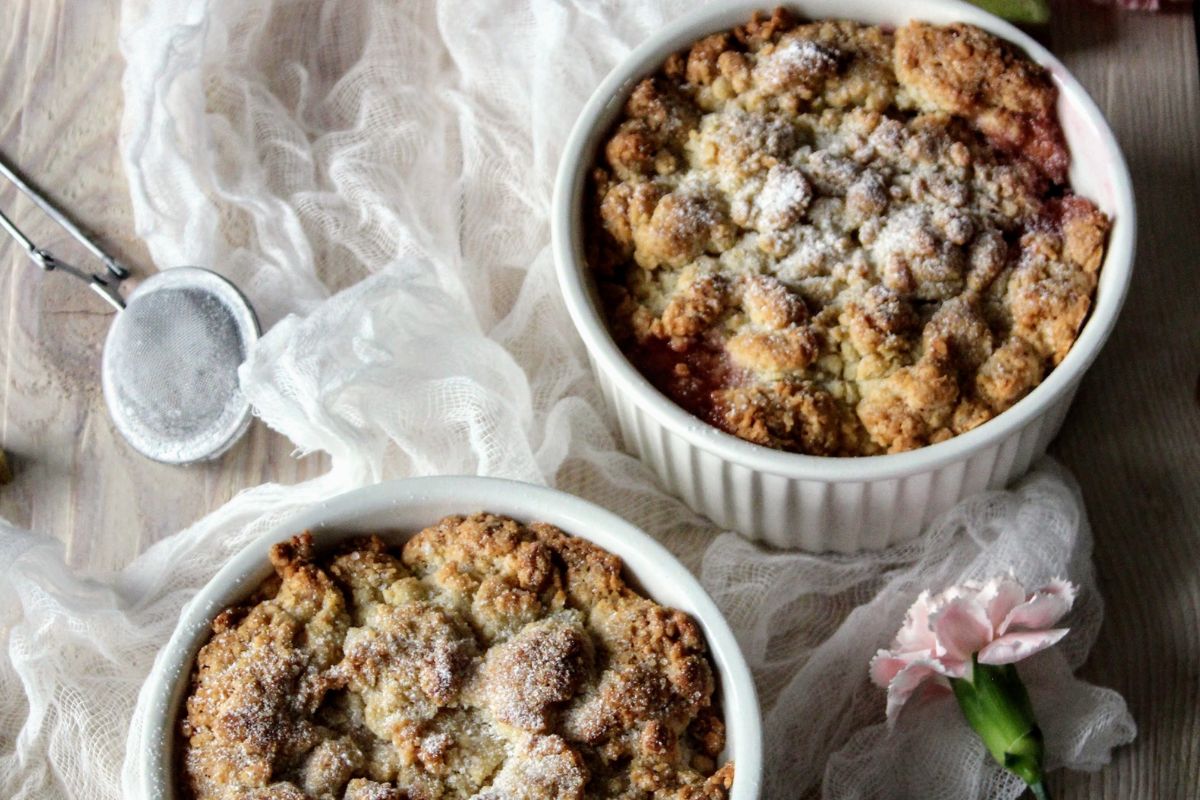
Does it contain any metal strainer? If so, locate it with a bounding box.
[0,156,260,464]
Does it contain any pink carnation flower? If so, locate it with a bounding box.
[870,575,1077,723]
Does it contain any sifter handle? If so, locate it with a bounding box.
[0,155,129,280]
[0,205,125,310]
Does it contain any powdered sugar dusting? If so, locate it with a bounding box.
[476,613,588,732]
[473,735,587,800]
[595,16,1108,455]
[870,206,931,265]
[756,37,839,92]
[181,518,731,799]
[756,165,813,231]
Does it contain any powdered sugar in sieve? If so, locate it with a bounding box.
[101,268,260,464]
[0,154,261,464]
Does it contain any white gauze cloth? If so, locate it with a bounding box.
[0,1,1135,799]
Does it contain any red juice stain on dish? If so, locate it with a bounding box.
[631,332,747,432]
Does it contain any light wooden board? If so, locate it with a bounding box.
[0,1,329,571]
[0,2,1195,797]
[1045,7,1200,798]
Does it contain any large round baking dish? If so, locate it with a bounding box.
[133,476,763,799]
[552,0,1135,551]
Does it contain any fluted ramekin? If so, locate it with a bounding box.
[552,0,1135,552]
[133,477,763,799]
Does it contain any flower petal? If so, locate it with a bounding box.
[977,573,1027,631]
[935,655,971,679]
[934,580,982,607]
[894,591,938,653]
[869,650,906,688]
[931,595,994,661]
[870,645,956,685]
[977,628,1070,665]
[883,658,949,724]
[998,579,1077,634]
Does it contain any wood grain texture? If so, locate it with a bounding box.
[0,1,1195,798]
[1047,6,1200,799]
[0,0,328,573]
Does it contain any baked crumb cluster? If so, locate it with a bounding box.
[179,514,733,800]
[588,9,1109,455]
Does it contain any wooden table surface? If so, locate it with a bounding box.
[0,2,1196,797]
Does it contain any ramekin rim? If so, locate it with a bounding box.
[551,0,1135,484]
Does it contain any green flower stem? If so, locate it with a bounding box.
[950,656,1050,798]
[966,0,1052,24]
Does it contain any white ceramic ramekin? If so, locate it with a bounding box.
[133,477,763,800]
[552,0,1135,552]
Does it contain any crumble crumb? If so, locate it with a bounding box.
[180,516,732,799]
[587,13,1109,456]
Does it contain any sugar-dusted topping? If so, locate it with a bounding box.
[243,784,310,800]
[180,532,349,800]
[589,12,1109,456]
[755,165,813,232]
[869,204,966,301]
[343,779,404,800]
[754,36,840,93]
[471,612,590,733]
[473,735,588,800]
[179,517,731,800]
[336,599,479,744]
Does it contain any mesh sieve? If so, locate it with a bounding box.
[0,153,261,464]
[101,268,260,464]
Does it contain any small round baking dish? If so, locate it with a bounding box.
[132,476,763,800]
[552,0,1135,552]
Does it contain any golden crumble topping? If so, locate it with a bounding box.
[587,9,1109,455]
[179,514,733,800]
